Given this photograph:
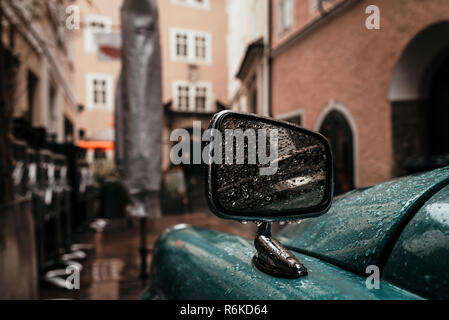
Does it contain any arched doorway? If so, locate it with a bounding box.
[319,110,355,195]
[390,21,449,176]
[428,52,449,158]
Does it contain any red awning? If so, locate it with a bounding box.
[78,140,114,151]
[99,45,122,59]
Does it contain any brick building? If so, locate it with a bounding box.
[270,0,449,194]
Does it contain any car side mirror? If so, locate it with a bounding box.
[205,111,334,278]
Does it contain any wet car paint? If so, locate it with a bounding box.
[383,184,449,299]
[276,166,449,275]
[146,226,420,300]
[146,167,449,300]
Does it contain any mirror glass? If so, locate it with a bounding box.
[209,113,332,219]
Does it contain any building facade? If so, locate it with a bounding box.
[158,0,229,169]
[71,0,229,173]
[1,0,78,143]
[270,0,449,194]
[72,0,122,163]
[226,0,270,116]
[156,0,229,212]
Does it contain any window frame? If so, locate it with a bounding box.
[86,73,114,110]
[84,15,112,53]
[277,0,294,35]
[195,86,208,112]
[172,81,213,113]
[172,0,210,10]
[170,28,212,64]
[309,0,320,15]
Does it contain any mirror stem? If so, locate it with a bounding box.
[253,222,308,279]
[256,222,272,237]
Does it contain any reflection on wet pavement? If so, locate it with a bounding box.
[39,211,259,300]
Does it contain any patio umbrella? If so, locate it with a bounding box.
[116,0,162,280]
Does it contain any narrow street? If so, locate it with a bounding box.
[2,0,449,306]
[39,212,257,300]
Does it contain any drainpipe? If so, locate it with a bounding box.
[267,0,273,118]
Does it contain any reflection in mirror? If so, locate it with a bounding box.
[212,115,330,218]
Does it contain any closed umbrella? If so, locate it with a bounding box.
[116,0,162,280]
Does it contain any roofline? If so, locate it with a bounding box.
[236,37,265,80]
[271,0,362,58]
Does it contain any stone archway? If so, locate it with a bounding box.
[390,21,449,176]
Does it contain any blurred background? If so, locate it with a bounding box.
[1,0,449,299]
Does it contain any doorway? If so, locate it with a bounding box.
[390,21,449,176]
[319,110,355,195]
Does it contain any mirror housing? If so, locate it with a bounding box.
[206,111,333,223]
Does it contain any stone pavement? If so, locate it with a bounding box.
[39,211,259,300]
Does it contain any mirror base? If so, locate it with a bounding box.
[253,223,308,279]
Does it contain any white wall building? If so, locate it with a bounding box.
[226,0,270,116]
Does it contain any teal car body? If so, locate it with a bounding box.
[146,167,449,300]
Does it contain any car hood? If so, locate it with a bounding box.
[276,166,449,275]
[147,226,420,300]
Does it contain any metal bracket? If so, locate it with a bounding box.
[252,223,308,279]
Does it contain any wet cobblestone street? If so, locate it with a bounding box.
[39,212,257,300]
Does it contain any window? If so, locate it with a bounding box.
[177,85,190,111]
[195,86,207,112]
[176,33,189,58]
[86,73,114,110]
[309,0,320,15]
[195,35,207,60]
[93,79,107,105]
[173,81,212,112]
[84,15,112,52]
[310,0,335,15]
[278,0,294,34]
[171,28,211,63]
[172,0,210,10]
